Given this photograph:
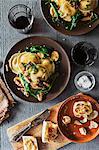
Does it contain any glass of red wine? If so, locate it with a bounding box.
[71,42,98,66]
[8,4,34,33]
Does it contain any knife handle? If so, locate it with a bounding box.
[11,123,32,142]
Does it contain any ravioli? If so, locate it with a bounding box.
[41,59,55,76]
[30,65,48,83]
[58,1,76,22]
[17,52,40,73]
[9,53,20,74]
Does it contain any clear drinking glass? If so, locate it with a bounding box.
[71,42,98,66]
[8,4,34,33]
[74,71,95,92]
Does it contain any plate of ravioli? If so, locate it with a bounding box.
[4,36,70,102]
[41,0,99,35]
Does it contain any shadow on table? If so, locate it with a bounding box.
[28,18,53,34]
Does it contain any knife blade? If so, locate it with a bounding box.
[10,109,50,142]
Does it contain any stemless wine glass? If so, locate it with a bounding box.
[71,42,98,66]
[8,4,34,33]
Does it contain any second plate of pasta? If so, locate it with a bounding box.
[41,0,99,35]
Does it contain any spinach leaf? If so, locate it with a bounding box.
[30,45,48,53]
[88,13,99,25]
[26,45,49,58]
[19,74,37,98]
[31,63,38,74]
[19,72,59,100]
[50,2,59,21]
[65,11,83,30]
[37,72,59,95]
[22,63,27,67]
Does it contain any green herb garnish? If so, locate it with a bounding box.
[31,63,38,74]
[26,45,49,58]
[19,72,59,100]
[50,2,59,20]
[19,74,37,98]
[89,13,99,24]
[65,11,83,30]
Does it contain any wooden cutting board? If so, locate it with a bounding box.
[7,101,71,150]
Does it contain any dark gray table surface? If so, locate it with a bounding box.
[0,0,99,150]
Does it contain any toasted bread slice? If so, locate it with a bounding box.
[42,121,58,143]
[22,136,38,150]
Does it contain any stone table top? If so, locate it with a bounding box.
[0,0,99,150]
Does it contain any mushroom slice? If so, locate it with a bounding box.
[79,127,87,135]
[62,116,71,125]
[88,110,98,120]
[37,93,43,101]
[79,0,98,12]
[80,115,87,124]
[14,77,22,87]
[74,120,82,126]
[51,51,59,62]
[89,121,98,129]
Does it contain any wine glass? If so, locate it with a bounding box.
[71,42,98,66]
[8,4,34,33]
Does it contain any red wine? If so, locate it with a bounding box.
[14,16,30,29]
[72,42,97,66]
[73,48,88,65]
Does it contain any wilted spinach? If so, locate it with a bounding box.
[26,45,49,58]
